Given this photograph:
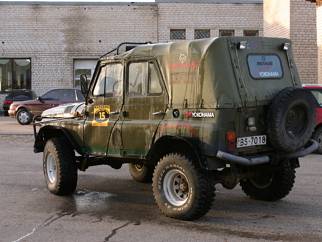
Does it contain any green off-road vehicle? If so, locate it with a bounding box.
[34,37,318,220]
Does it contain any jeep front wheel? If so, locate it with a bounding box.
[240,159,295,201]
[152,153,215,220]
[43,137,77,195]
[129,163,154,183]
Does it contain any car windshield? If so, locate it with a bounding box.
[41,89,62,100]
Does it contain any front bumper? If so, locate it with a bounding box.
[216,139,318,166]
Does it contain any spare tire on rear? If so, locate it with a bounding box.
[265,87,316,153]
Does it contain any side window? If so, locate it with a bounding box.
[93,63,123,97]
[41,89,62,100]
[59,89,76,101]
[149,62,163,95]
[128,62,147,96]
[128,61,163,96]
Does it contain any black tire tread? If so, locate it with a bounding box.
[266,87,316,152]
[153,152,215,221]
[44,137,77,196]
[240,160,295,201]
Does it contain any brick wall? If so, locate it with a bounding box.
[158,3,263,42]
[264,0,318,84]
[0,3,158,98]
[317,6,322,81]
[0,2,263,111]
[263,0,290,37]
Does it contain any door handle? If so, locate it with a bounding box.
[111,110,120,114]
[153,111,165,116]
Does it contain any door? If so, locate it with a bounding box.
[121,60,168,157]
[83,62,124,156]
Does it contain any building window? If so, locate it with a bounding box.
[170,29,186,40]
[244,30,259,36]
[0,58,31,92]
[219,30,235,37]
[74,59,97,89]
[195,29,210,39]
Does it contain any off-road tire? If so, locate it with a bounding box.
[312,126,322,154]
[152,153,215,220]
[266,87,316,152]
[240,159,295,201]
[129,163,154,183]
[43,137,77,196]
[17,108,31,125]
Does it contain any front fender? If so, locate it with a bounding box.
[33,125,83,155]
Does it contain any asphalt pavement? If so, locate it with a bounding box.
[0,115,34,135]
[1,114,322,241]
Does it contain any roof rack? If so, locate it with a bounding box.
[100,41,152,59]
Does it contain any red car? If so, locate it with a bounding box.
[8,88,85,125]
[303,84,322,153]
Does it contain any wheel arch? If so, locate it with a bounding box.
[146,135,208,169]
[16,105,31,113]
[34,125,83,155]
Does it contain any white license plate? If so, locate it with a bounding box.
[237,135,267,148]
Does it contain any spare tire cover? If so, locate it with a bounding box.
[265,87,316,152]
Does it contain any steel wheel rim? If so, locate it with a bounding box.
[46,153,56,183]
[134,164,143,171]
[285,105,308,138]
[163,169,189,206]
[18,111,29,124]
[250,172,274,189]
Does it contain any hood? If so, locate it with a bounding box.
[41,102,85,118]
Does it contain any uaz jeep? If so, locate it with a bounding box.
[34,37,317,220]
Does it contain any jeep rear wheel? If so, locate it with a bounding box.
[43,137,77,195]
[266,87,316,152]
[129,163,154,183]
[152,153,215,220]
[240,159,295,201]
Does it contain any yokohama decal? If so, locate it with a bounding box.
[185,112,215,118]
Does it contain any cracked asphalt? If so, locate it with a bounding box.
[1,116,322,242]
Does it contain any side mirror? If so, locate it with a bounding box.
[36,96,42,101]
[80,74,89,94]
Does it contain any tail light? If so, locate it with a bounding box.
[226,131,236,152]
[3,100,13,105]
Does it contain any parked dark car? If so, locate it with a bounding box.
[3,89,37,116]
[8,88,85,125]
[303,84,322,154]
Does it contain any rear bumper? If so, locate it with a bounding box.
[216,139,318,166]
[8,110,16,118]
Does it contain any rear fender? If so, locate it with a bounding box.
[146,135,208,169]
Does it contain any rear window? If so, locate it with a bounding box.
[247,54,283,79]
